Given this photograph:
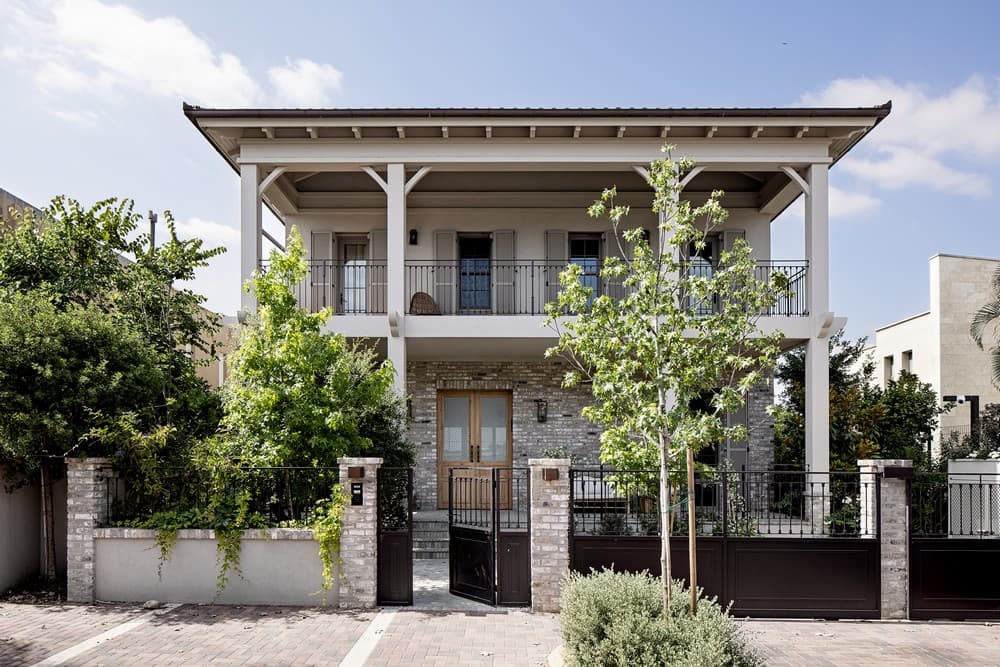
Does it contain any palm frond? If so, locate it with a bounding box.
[970,301,1000,347]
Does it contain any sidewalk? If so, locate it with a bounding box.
[4,599,1000,666]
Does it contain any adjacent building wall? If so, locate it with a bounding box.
[868,254,1000,436]
[0,483,40,593]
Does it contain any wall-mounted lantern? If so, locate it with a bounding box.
[535,399,548,423]
[409,229,418,245]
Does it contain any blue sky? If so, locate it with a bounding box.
[1,0,999,340]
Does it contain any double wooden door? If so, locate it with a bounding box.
[437,391,512,509]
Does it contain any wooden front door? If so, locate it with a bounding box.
[437,391,512,509]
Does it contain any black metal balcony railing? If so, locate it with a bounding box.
[260,259,808,317]
[260,260,387,314]
[404,259,809,316]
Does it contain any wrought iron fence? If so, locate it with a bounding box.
[448,467,529,530]
[569,468,875,538]
[405,259,808,316]
[105,466,341,526]
[912,472,1000,538]
[377,467,412,533]
[259,260,387,314]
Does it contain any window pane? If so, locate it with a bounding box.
[479,396,508,462]
[443,396,470,461]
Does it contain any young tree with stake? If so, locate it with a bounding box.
[546,150,787,613]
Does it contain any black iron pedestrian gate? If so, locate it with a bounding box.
[377,467,413,606]
[569,468,881,619]
[448,467,530,606]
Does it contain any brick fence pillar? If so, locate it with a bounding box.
[529,458,571,613]
[338,457,382,609]
[66,457,113,603]
[858,458,912,619]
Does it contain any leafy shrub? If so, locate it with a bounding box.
[560,569,760,667]
[598,512,628,536]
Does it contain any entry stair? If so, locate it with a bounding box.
[412,514,449,560]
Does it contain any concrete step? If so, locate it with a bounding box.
[414,539,449,550]
[412,530,448,540]
[412,521,449,531]
[414,548,449,560]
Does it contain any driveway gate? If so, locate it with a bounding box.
[377,467,413,606]
[910,471,1000,619]
[569,468,880,619]
[449,467,530,606]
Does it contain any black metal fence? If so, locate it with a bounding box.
[911,472,1000,538]
[447,467,529,530]
[404,259,808,316]
[105,466,341,526]
[259,260,387,314]
[569,468,876,538]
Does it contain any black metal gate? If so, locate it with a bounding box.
[569,468,881,619]
[377,467,413,606]
[449,467,530,606]
[910,471,1000,619]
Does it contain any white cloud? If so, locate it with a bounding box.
[2,0,345,118]
[174,217,239,246]
[47,108,100,127]
[801,76,1000,195]
[268,59,344,107]
[841,146,989,196]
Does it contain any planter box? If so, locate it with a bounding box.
[947,459,1000,537]
[94,528,335,605]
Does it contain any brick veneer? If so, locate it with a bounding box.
[337,457,381,609]
[66,457,112,603]
[528,458,571,612]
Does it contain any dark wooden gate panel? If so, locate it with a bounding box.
[911,539,1000,619]
[377,467,413,606]
[497,533,530,605]
[726,538,879,618]
[450,525,495,604]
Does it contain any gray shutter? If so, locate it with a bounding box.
[544,230,568,305]
[368,229,388,314]
[433,230,457,314]
[310,231,334,313]
[722,229,746,254]
[492,230,515,314]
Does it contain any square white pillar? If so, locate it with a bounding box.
[804,163,829,317]
[386,164,407,396]
[240,163,262,313]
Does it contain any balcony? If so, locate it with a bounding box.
[261,260,388,315]
[404,259,809,317]
[263,259,808,318]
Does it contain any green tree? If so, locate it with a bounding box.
[773,333,946,470]
[546,151,787,612]
[0,197,225,461]
[217,227,411,469]
[0,293,163,582]
[971,265,1000,389]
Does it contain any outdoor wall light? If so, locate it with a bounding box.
[535,399,548,423]
[409,229,418,245]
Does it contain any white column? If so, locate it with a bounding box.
[240,163,262,313]
[386,163,407,396]
[804,163,829,317]
[804,163,830,475]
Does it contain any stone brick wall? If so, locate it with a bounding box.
[859,458,911,619]
[407,361,600,509]
[337,457,381,609]
[528,458,571,612]
[746,376,775,472]
[66,458,112,603]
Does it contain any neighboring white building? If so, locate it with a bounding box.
[867,253,1000,439]
[186,104,889,508]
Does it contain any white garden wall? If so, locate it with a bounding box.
[94,528,335,606]
[0,483,40,593]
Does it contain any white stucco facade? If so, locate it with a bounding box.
[187,104,889,477]
[869,254,1000,436]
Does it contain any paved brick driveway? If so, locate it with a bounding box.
[4,600,1000,666]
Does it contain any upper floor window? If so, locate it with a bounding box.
[569,233,601,297]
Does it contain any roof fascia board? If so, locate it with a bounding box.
[196,116,880,129]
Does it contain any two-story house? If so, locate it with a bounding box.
[186,104,888,510]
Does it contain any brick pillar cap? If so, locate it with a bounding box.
[337,457,383,466]
[528,458,571,466]
[857,459,913,469]
[67,456,113,465]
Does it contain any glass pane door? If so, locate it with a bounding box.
[342,242,367,314]
[458,236,491,312]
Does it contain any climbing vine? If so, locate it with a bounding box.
[312,484,349,603]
